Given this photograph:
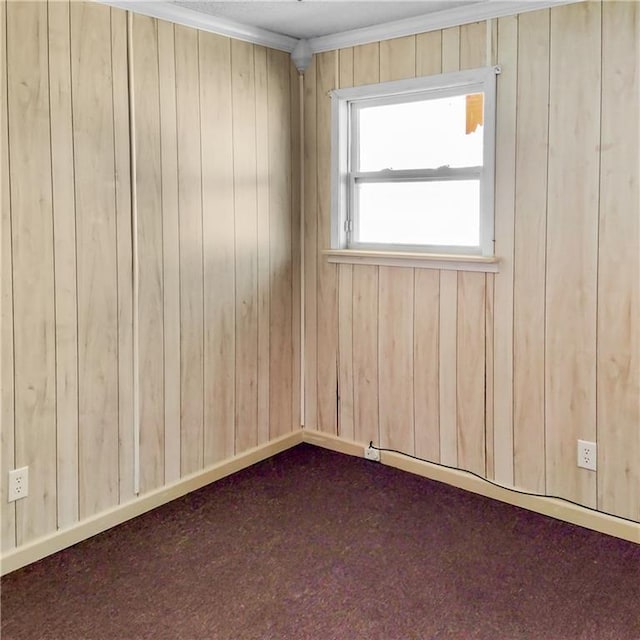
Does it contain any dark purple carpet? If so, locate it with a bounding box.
[1,443,639,639]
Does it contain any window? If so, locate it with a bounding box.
[331,66,499,257]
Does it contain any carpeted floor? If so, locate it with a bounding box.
[1,443,639,639]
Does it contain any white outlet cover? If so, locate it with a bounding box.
[8,466,29,502]
[577,440,597,471]
[364,446,380,462]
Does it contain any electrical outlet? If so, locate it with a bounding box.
[8,466,29,502]
[364,444,380,462]
[577,440,597,471]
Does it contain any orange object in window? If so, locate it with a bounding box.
[465,93,484,134]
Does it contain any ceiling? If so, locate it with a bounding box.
[170,0,483,40]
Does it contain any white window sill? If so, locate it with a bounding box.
[323,249,500,273]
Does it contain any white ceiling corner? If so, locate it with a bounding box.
[100,0,584,56]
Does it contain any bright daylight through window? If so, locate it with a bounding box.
[331,67,498,256]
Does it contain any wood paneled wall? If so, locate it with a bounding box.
[304,2,640,522]
[1,1,300,552]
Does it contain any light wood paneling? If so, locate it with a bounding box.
[157,20,181,483]
[231,39,259,452]
[48,0,79,527]
[132,13,165,494]
[339,47,353,88]
[352,266,379,447]
[379,268,415,453]
[199,31,236,464]
[380,36,416,81]
[338,265,354,441]
[176,25,205,473]
[303,55,318,429]
[255,46,270,445]
[112,7,135,503]
[439,271,458,466]
[7,0,58,545]
[456,272,486,475]
[413,270,439,462]
[597,1,640,521]
[459,22,486,69]
[290,60,302,431]
[316,51,338,434]
[2,2,299,556]
[268,49,294,438]
[492,15,517,486]
[484,274,495,480]
[546,2,600,507]
[416,31,442,76]
[309,8,638,524]
[513,9,549,493]
[441,26,460,72]
[71,2,120,519]
[353,43,380,86]
[1,0,16,551]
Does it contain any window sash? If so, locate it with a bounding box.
[348,177,482,253]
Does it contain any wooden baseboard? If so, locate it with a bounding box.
[1,430,304,576]
[4,427,636,576]
[302,430,640,545]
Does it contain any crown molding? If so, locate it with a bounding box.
[308,0,583,53]
[99,0,584,61]
[99,1,298,53]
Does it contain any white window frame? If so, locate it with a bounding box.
[330,66,500,257]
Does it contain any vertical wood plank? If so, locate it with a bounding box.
[379,267,414,454]
[199,32,235,464]
[413,269,440,462]
[8,0,57,546]
[303,55,317,429]
[267,48,293,438]
[157,19,181,481]
[416,31,442,76]
[48,0,78,526]
[290,60,301,430]
[71,2,119,518]
[111,7,134,503]
[338,265,354,441]
[460,22,486,70]
[352,266,379,447]
[484,274,495,479]
[231,39,258,453]
[339,47,354,89]
[132,13,164,494]
[255,45,270,444]
[439,271,458,466]
[380,35,416,81]
[513,9,550,493]
[176,25,204,472]
[546,2,600,507]
[316,51,338,434]
[597,1,640,521]
[457,272,486,475]
[493,16,518,485]
[353,43,380,86]
[1,0,16,550]
[441,27,460,72]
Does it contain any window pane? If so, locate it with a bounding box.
[358,94,483,171]
[356,181,480,247]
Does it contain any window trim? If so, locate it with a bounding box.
[330,65,500,257]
